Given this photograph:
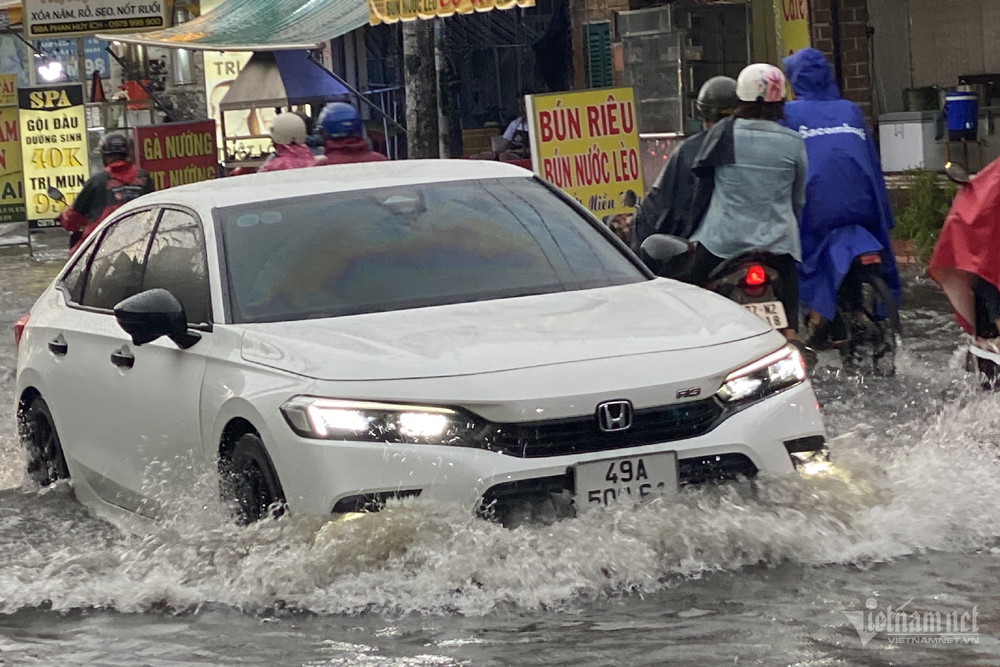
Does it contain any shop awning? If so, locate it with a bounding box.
[96,0,367,51]
[219,51,349,111]
[368,0,534,26]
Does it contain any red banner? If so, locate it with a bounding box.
[133,120,218,190]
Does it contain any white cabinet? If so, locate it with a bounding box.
[877,111,946,172]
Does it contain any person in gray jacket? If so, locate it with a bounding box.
[684,62,808,340]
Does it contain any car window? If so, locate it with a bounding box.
[62,239,99,304]
[218,177,645,323]
[80,209,158,311]
[142,208,210,325]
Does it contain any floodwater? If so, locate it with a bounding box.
[2,238,1000,666]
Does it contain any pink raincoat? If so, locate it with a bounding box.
[258,143,319,172]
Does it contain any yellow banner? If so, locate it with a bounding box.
[0,106,24,222]
[0,74,16,108]
[776,0,811,56]
[18,85,90,222]
[527,87,644,219]
[369,0,534,25]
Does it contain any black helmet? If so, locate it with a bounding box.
[99,133,129,157]
[695,76,739,123]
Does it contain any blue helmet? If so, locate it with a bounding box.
[318,102,362,138]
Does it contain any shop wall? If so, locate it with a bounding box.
[866,0,910,115]
[809,0,872,122]
[569,0,631,91]
[906,0,1000,89]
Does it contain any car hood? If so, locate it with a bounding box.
[239,280,772,381]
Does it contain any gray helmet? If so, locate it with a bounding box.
[695,76,739,122]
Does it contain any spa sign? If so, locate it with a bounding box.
[24,0,168,39]
[18,84,89,223]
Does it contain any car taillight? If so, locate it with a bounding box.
[13,313,28,350]
[744,264,767,286]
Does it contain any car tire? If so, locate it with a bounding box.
[18,396,69,486]
[222,433,286,525]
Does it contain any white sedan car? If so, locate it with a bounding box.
[14,160,826,525]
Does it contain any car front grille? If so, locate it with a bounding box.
[479,398,725,458]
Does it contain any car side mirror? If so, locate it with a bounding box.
[114,288,201,349]
[639,234,695,276]
[944,161,972,185]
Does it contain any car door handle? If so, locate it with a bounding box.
[48,335,68,356]
[110,346,135,369]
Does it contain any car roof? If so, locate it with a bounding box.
[136,159,536,210]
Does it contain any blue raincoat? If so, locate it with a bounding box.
[781,48,900,320]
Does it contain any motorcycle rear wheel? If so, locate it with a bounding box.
[837,272,900,376]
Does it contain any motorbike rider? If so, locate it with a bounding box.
[781,47,901,343]
[294,110,326,156]
[683,63,808,341]
[58,132,154,253]
[928,158,1000,353]
[314,102,388,165]
[629,75,738,252]
[258,112,319,172]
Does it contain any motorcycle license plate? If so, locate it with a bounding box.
[573,452,677,511]
[743,300,788,329]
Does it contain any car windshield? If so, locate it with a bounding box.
[218,176,646,323]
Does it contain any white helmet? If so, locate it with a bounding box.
[269,113,308,145]
[736,63,786,103]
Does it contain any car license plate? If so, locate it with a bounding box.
[743,300,788,329]
[573,452,678,510]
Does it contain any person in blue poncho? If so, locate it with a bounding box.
[781,47,900,341]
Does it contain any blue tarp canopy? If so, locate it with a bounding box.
[219,51,348,111]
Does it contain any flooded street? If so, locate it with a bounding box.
[2,240,1000,665]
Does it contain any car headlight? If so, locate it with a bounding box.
[280,396,481,445]
[715,345,806,405]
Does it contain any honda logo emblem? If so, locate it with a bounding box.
[596,400,633,433]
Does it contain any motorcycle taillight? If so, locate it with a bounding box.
[744,264,767,287]
[860,253,882,265]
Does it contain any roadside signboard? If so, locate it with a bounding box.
[133,120,219,190]
[0,74,24,223]
[24,0,168,39]
[527,87,644,219]
[776,0,810,55]
[203,51,273,164]
[18,84,89,223]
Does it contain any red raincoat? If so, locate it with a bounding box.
[315,137,388,166]
[258,143,318,172]
[927,158,1000,333]
[59,160,154,253]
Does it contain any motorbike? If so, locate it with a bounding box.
[639,234,797,332]
[640,233,898,374]
[802,239,901,377]
[933,161,1000,388]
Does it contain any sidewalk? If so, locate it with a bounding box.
[0,224,69,263]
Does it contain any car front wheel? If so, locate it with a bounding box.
[222,433,286,525]
[18,396,69,486]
